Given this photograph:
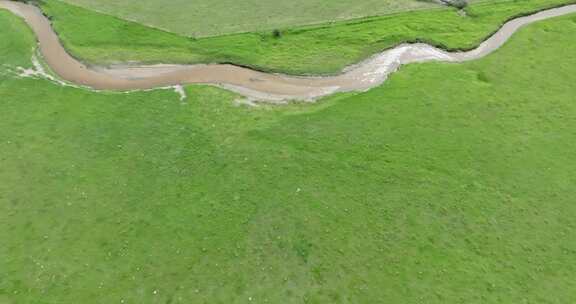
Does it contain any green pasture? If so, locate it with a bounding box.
[41,0,576,74]
[59,0,437,37]
[1,6,576,304]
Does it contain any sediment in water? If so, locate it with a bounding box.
[1,0,575,102]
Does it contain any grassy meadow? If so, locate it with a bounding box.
[59,0,437,37]
[41,0,576,75]
[2,5,576,304]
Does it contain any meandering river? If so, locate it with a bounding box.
[1,0,576,101]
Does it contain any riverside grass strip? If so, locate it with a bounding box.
[39,0,576,74]
[58,0,438,37]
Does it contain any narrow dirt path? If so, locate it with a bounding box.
[1,0,576,102]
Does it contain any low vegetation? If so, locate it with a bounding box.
[442,0,469,10]
[39,0,576,74]
[1,7,576,303]
[58,0,438,37]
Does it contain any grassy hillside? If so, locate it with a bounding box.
[2,7,576,304]
[59,0,437,37]
[41,0,576,74]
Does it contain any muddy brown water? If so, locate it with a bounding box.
[1,0,576,101]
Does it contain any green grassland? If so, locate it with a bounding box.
[2,6,576,304]
[41,0,576,75]
[60,0,437,37]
